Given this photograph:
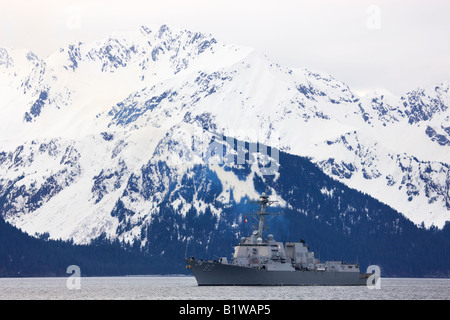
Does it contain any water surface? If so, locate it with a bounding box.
[0,276,448,300]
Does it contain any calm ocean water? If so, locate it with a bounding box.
[0,276,448,300]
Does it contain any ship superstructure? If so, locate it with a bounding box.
[186,193,369,286]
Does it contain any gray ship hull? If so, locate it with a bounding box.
[186,259,369,286]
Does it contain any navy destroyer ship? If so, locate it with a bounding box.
[185,193,370,286]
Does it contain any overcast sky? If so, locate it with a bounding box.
[1,0,449,96]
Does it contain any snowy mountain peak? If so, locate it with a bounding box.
[0,48,13,68]
[0,24,448,247]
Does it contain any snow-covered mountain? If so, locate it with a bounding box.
[0,24,448,246]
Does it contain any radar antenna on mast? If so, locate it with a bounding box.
[245,192,283,239]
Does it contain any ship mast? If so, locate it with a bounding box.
[247,193,283,239]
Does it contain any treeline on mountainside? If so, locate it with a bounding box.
[0,217,158,277]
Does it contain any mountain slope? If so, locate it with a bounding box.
[0,23,448,257]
